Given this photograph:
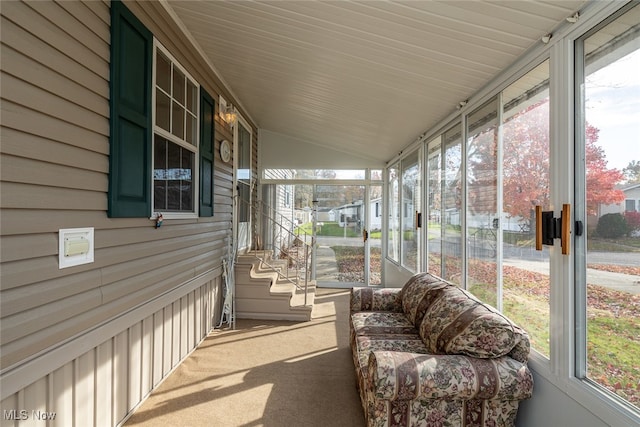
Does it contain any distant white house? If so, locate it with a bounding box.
[600,183,640,215]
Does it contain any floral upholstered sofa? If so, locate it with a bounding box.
[350,272,533,427]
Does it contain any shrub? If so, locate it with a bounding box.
[595,213,628,238]
[624,211,640,235]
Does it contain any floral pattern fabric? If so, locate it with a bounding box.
[350,272,533,427]
[351,287,403,313]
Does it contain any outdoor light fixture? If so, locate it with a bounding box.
[221,104,237,126]
[219,95,238,126]
[541,34,552,44]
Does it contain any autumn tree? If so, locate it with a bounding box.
[584,126,625,216]
[502,101,550,229]
[502,100,624,227]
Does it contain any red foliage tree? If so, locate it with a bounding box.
[584,126,625,216]
[503,101,551,229]
[502,100,625,226]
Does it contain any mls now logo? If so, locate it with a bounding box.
[3,410,56,421]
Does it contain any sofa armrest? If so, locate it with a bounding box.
[350,287,403,313]
[368,351,533,402]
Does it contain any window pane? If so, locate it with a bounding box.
[154,139,167,210]
[173,67,185,104]
[153,135,194,212]
[401,150,420,272]
[186,113,197,146]
[369,184,383,285]
[387,163,400,262]
[187,81,197,114]
[262,169,366,180]
[155,89,170,132]
[156,52,171,93]
[443,124,462,285]
[180,148,193,211]
[580,4,640,409]
[427,137,442,277]
[467,97,499,307]
[172,101,184,139]
[502,60,551,357]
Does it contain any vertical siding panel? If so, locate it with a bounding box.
[51,363,73,427]
[187,292,195,350]
[141,316,153,397]
[152,310,164,386]
[95,340,113,427]
[112,331,128,423]
[128,323,142,410]
[22,377,47,427]
[194,287,202,341]
[74,350,95,427]
[0,393,18,427]
[171,302,180,368]
[163,306,172,376]
[180,296,188,359]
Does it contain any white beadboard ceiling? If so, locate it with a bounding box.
[167,0,588,164]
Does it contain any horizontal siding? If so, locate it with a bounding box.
[1,0,109,79]
[0,0,240,383]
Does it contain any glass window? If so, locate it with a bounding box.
[153,44,199,214]
[238,122,252,223]
[443,123,462,284]
[502,59,551,357]
[388,163,400,263]
[401,150,421,272]
[577,4,640,410]
[427,136,442,277]
[466,97,499,307]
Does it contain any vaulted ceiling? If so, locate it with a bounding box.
[167,0,588,163]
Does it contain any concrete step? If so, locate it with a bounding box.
[234,255,314,321]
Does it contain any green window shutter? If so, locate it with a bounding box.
[199,89,215,217]
[108,0,152,217]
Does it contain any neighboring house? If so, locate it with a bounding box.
[1,1,255,425]
[600,183,640,215]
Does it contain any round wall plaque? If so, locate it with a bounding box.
[220,139,231,163]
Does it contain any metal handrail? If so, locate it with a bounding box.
[240,198,314,305]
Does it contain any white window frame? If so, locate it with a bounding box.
[151,40,200,219]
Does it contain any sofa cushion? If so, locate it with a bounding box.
[419,286,521,359]
[400,272,449,326]
[351,312,416,337]
[350,287,403,313]
[353,334,427,375]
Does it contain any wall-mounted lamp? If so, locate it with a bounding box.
[219,95,238,126]
[221,104,237,126]
[456,100,468,110]
[541,34,552,44]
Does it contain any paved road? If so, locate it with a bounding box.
[313,235,640,294]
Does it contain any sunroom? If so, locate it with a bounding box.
[0,1,638,426]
